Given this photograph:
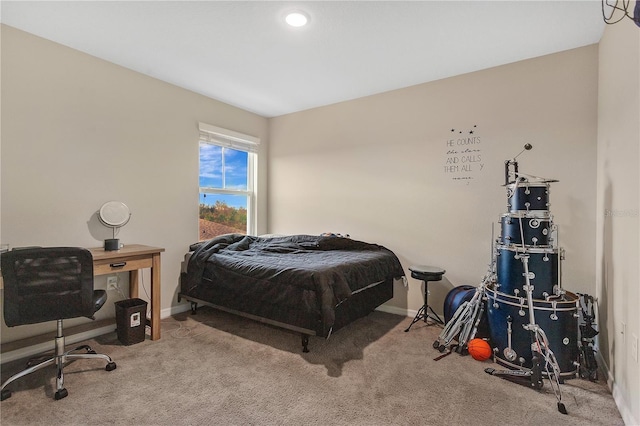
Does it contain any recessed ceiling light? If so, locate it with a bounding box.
[285,11,309,27]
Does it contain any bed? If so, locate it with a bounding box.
[178,234,405,351]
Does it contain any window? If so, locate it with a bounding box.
[198,123,259,241]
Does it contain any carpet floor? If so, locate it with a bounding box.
[0,308,623,425]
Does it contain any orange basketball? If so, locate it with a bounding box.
[468,338,492,361]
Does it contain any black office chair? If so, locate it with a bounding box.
[1,247,117,401]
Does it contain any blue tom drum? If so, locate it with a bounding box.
[499,213,553,247]
[495,244,559,299]
[507,180,550,214]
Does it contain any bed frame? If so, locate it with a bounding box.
[178,275,394,352]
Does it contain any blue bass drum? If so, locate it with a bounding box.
[486,287,578,377]
[495,244,559,299]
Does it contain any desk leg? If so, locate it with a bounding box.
[150,253,161,340]
[129,270,139,299]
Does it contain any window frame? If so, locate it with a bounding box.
[198,123,259,236]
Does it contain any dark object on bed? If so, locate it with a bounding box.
[178,234,405,351]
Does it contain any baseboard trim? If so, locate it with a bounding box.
[596,351,638,426]
[164,303,191,317]
[376,304,414,317]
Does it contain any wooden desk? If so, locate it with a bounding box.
[89,244,165,341]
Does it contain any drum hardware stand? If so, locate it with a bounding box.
[486,300,567,412]
[467,294,487,345]
[433,344,459,361]
[484,353,547,406]
[517,215,527,250]
[432,273,490,354]
[521,253,568,415]
[484,365,542,389]
[504,143,532,185]
[504,159,520,185]
[487,252,568,414]
[557,228,564,293]
[577,293,599,381]
[523,323,568,414]
[455,290,486,354]
[503,316,518,361]
[433,226,496,354]
[433,298,471,353]
[513,171,560,184]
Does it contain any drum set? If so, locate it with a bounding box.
[433,145,598,414]
[489,160,579,380]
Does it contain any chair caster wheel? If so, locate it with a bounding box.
[105,362,117,371]
[55,388,68,400]
[432,341,440,349]
[1,389,12,401]
[438,345,446,353]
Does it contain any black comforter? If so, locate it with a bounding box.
[182,234,405,335]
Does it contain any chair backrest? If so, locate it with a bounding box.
[1,247,95,327]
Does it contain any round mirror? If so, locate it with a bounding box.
[98,201,131,228]
[97,201,131,251]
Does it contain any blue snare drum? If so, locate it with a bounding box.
[486,288,579,377]
[495,244,559,299]
[500,213,553,247]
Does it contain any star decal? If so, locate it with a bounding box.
[449,125,478,134]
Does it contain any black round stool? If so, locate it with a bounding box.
[404,265,446,332]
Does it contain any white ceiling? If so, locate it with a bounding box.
[1,1,605,118]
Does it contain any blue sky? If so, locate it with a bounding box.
[199,144,248,209]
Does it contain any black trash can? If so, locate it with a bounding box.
[115,298,148,345]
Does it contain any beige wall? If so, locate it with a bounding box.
[269,45,599,316]
[596,19,640,426]
[0,25,269,342]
